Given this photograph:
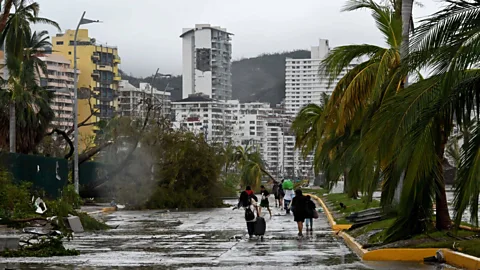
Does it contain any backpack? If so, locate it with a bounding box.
[245,207,255,221]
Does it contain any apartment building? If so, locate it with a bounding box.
[118,80,171,119]
[52,29,121,149]
[181,24,233,101]
[38,54,76,131]
[0,51,76,132]
[285,39,353,115]
[171,93,228,143]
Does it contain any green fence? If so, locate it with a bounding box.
[79,161,112,198]
[0,152,68,198]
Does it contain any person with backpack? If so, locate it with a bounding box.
[259,185,272,218]
[237,186,259,238]
[304,195,317,233]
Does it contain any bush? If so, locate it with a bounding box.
[145,132,225,209]
[0,235,79,257]
[0,171,36,221]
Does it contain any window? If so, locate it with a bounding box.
[68,51,72,55]
[56,41,64,45]
[250,132,255,135]
[249,121,255,124]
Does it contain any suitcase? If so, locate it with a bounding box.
[254,216,266,236]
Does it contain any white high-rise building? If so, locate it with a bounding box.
[118,80,171,119]
[285,38,353,115]
[181,24,233,101]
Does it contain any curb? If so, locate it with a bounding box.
[307,194,352,231]
[309,192,480,269]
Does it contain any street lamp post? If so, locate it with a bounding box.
[73,11,100,194]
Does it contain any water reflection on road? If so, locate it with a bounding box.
[0,200,457,269]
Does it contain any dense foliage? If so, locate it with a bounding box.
[293,0,480,242]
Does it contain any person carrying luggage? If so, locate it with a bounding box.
[237,186,259,238]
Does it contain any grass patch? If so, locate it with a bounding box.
[306,189,380,224]
[349,218,395,238]
[408,238,480,258]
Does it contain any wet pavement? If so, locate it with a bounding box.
[0,199,457,269]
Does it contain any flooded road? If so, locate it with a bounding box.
[0,200,456,269]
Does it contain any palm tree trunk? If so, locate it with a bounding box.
[435,125,452,230]
[260,167,276,183]
[394,0,414,205]
[401,0,414,86]
[9,101,15,153]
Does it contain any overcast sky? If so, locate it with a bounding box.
[35,0,444,77]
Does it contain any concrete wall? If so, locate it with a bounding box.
[182,32,194,99]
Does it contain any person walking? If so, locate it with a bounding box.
[278,180,285,209]
[291,189,307,237]
[272,181,280,207]
[283,179,294,214]
[259,185,272,218]
[237,186,258,238]
[305,195,316,233]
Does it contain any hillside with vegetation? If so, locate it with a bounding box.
[121,50,311,106]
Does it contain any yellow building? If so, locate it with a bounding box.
[52,29,121,149]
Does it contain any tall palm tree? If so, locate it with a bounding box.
[0,29,55,153]
[406,0,480,228]
[0,0,60,153]
[308,0,403,201]
[302,0,453,240]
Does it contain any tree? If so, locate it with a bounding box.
[232,145,275,188]
[0,0,60,153]
[303,0,403,202]
[0,30,56,153]
[406,0,480,228]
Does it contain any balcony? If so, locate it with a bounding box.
[91,71,100,78]
[97,65,113,72]
[91,53,100,62]
[98,77,113,84]
[114,55,121,64]
[94,94,115,102]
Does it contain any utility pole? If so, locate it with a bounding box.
[73,11,100,194]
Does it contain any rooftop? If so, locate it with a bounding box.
[180,24,233,38]
[174,94,215,103]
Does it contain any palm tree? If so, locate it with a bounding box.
[232,145,275,188]
[305,0,403,202]
[0,29,56,153]
[0,0,60,153]
[292,93,329,157]
[405,0,480,228]
[303,0,454,239]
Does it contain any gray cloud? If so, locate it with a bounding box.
[35,0,443,77]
